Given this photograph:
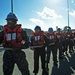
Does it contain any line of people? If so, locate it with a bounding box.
[30,26,75,75]
[0,12,75,75]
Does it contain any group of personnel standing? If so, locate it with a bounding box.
[30,25,75,75]
[0,12,75,75]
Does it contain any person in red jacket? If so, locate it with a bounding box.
[71,31,75,52]
[65,28,73,54]
[0,13,30,75]
[46,27,58,66]
[30,25,50,75]
[55,28,64,59]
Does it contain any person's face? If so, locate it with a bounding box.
[35,29,41,34]
[7,19,17,28]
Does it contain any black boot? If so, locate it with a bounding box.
[53,62,58,67]
[42,69,49,75]
[34,73,37,75]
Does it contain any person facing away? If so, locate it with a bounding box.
[30,25,50,75]
[0,12,30,75]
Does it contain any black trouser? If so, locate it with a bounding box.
[62,40,67,53]
[66,40,73,52]
[47,45,57,63]
[3,50,30,75]
[69,40,73,51]
[57,41,63,57]
[33,47,45,74]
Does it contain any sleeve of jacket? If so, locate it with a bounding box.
[22,29,30,49]
[29,36,34,46]
[43,34,51,46]
[0,30,4,44]
[55,35,59,44]
[0,31,4,44]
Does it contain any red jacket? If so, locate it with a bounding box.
[31,31,45,46]
[46,32,57,43]
[3,24,23,48]
[55,31,62,42]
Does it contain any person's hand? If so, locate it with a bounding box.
[21,40,25,44]
[30,48,35,51]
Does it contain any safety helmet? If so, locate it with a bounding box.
[48,27,53,32]
[67,27,71,30]
[67,28,71,32]
[34,25,41,30]
[6,13,18,21]
[57,28,61,31]
[67,27,71,32]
